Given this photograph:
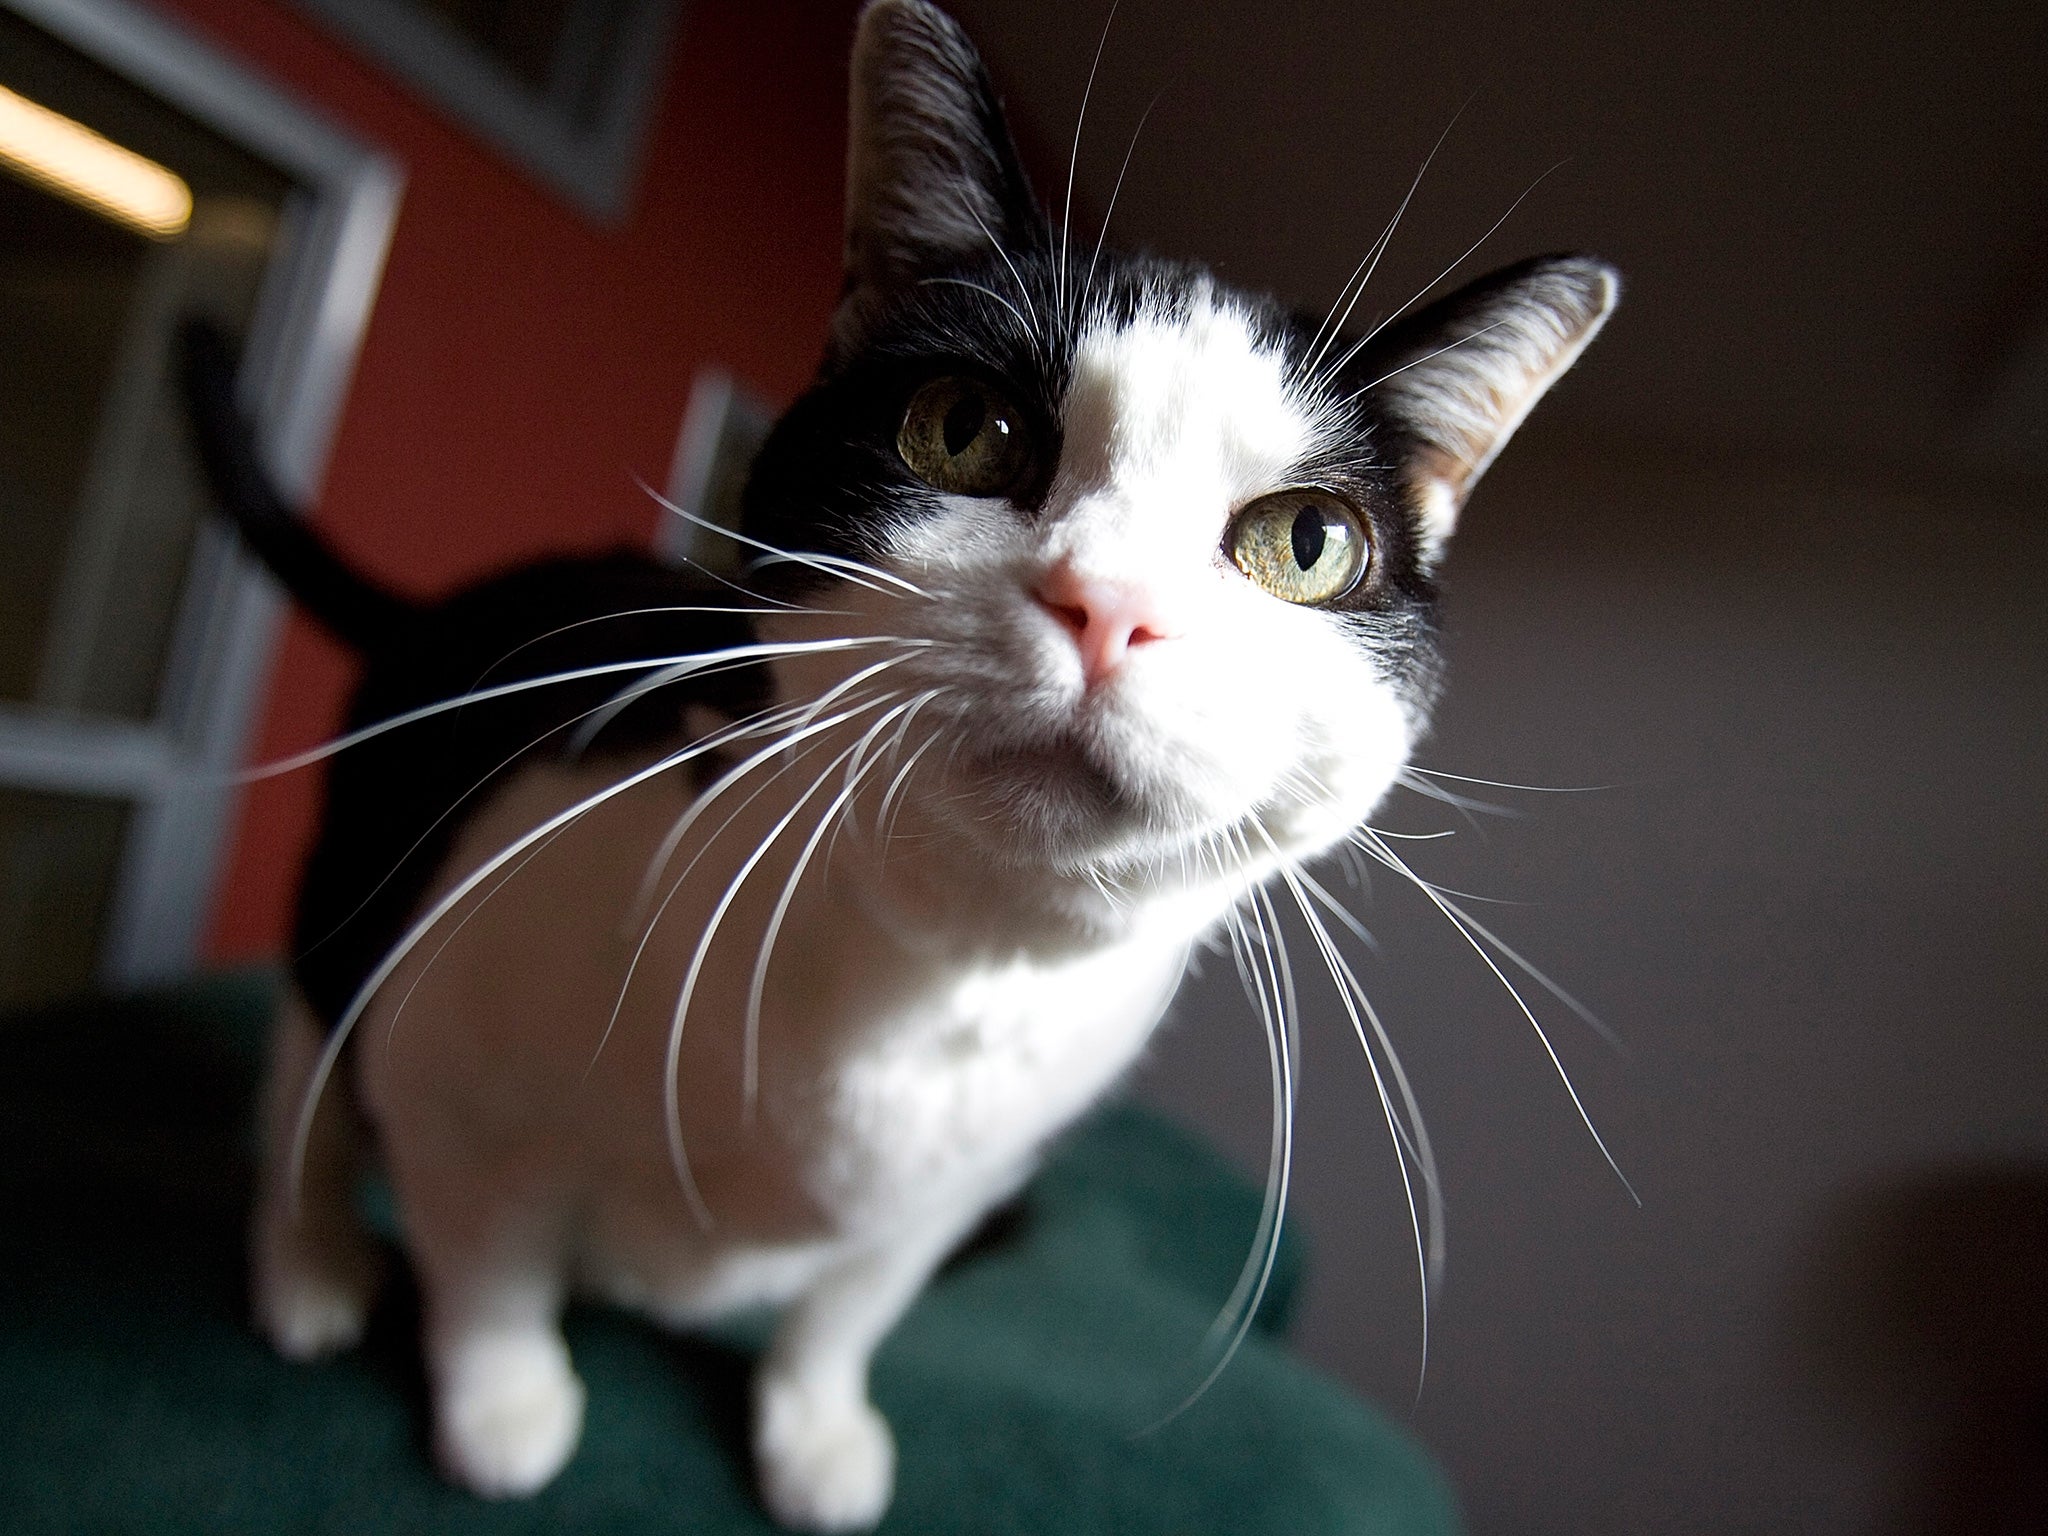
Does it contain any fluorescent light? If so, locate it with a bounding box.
[0,82,192,239]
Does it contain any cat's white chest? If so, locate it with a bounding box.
[780,925,1186,1228]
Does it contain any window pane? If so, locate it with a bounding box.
[0,785,128,1009]
[0,8,293,722]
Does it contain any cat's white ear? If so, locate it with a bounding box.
[1363,255,1619,556]
[840,0,1040,316]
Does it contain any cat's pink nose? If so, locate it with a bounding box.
[1034,559,1179,689]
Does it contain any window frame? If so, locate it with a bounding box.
[284,0,681,223]
[0,0,403,987]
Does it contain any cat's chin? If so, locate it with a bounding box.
[935,728,1262,881]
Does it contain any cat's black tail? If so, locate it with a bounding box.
[178,317,420,657]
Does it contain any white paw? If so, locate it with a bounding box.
[252,1239,379,1361]
[755,1378,896,1533]
[435,1338,587,1498]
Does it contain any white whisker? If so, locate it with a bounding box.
[918,275,1034,339]
[743,696,934,1117]
[238,637,909,782]
[638,478,932,600]
[1357,827,1638,1203]
[1059,0,1119,321]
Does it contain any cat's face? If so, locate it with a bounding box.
[744,0,1615,910]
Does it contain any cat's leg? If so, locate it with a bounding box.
[753,1204,978,1533]
[395,1154,586,1499]
[250,993,383,1359]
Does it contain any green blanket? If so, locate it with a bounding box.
[0,973,1458,1534]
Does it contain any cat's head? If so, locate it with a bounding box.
[744,0,1616,921]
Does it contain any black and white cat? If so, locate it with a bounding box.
[191,1,1615,1529]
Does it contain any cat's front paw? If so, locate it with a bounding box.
[251,1223,381,1361]
[434,1336,587,1498]
[754,1375,896,1532]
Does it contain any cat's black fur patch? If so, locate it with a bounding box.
[184,322,769,1028]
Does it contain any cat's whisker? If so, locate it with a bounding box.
[1280,864,1443,1397]
[594,722,851,1085]
[639,478,933,601]
[1355,827,1638,1202]
[286,707,805,1221]
[1396,765,1519,823]
[1146,881,1295,1432]
[1301,102,1467,384]
[1341,837,1525,908]
[664,705,915,1206]
[300,688,803,966]
[874,723,947,854]
[237,636,912,782]
[917,276,1034,340]
[1408,765,1613,794]
[466,602,857,696]
[959,198,1041,333]
[1348,834,1619,1049]
[834,688,945,868]
[1058,0,1119,324]
[381,821,572,1061]
[743,696,935,1118]
[1289,864,1377,952]
[627,651,921,936]
[1321,163,1565,390]
[1330,320,1512,412]
[1080,86,1163,318]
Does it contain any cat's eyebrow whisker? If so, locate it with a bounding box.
[1323,161,1565,389]
[236,636,916,781]
[917,276,1034,340]
[1355,827,1638,1202]
[1081,85,1165,317]
[1059,0,1119,323]
[1301,100,1468,385]
[959,199,1041,333]
[1330,320,1511,411]
[638,478,932,601]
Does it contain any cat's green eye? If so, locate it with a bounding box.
[897,376,1034,498]
[1227,491,1370,605]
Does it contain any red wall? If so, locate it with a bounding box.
[145,0,860,960]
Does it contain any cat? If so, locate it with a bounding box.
[183,1,1616,1529]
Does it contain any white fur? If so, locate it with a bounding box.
[252,292,1422,1532]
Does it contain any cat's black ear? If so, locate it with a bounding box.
[1360,254,1618,555]
[839,0,1041,323]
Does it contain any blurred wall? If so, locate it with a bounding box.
[154,0,857,960]
[1135,439,2048,1533]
